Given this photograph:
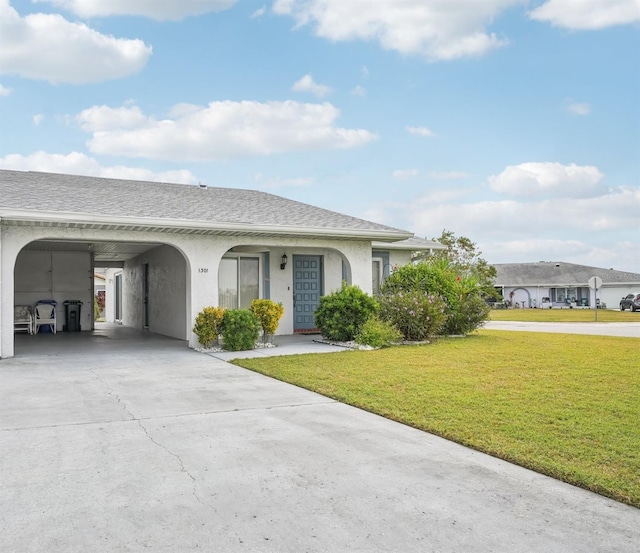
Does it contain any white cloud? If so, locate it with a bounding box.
[428,171,469,180]
[351,85,366,97]
[0,83,10,96]
[76,105,149,132]
[0,1,151,84]
[76,101,377,161]
[407,187,637,237]
[36,0,238,20]
[392,169,419,180]
[567,102,592,115]
[251,5,267,18]
[292,74,331,98]
[365,183,639,271]
[0,151,197,183]
[488,162,604,197]
[273,0,521,60]
[361,65,370,77]
[406,126,435,137]
[33,114,44,126]
[529,0,640,30]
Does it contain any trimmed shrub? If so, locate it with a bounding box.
[250,299,284,343]
[355,315,403,348]
[222,309,260,351]
[315,283,378,341]
[378,290,447,340]
[193,306,226,347]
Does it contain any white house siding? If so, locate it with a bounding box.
[601,284,640,310]
[0,224,374,358]
[14,250,93,331]
[121,245,188,341]
[501,285,638,309]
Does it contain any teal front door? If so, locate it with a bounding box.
[293,255,322,331]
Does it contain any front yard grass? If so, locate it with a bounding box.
[489,308,639,322]
[234,330,640,507]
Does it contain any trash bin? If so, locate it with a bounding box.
[64,300,82,332]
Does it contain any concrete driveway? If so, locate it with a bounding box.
[1,329,638,552]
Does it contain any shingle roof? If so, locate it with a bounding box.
[0,170,411,239]
[493,262,640,286]
[372,236,446,251]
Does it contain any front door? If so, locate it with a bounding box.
[293,255,322,331]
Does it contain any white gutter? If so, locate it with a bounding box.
[0,209,413,242]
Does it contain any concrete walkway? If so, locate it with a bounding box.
[1,327,638,552]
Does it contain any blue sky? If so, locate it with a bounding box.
[1,0,639,272]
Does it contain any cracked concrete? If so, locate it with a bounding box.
[1,326,639,552]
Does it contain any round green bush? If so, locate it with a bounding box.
[222,309,260,351]
[315,284,378,341]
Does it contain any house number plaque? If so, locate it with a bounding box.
[198,268,209,273]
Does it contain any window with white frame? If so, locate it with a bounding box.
[372,257,383,295]
[218,256,261,309]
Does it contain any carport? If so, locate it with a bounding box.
[11,237,189,356]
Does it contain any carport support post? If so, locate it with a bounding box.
[0,218,3,358]
[0,220,14,359]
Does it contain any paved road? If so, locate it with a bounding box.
[484,320,640,337]
[1,328,638,552]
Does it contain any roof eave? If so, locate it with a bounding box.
[0,210,412,241]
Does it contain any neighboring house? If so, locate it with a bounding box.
[493,262,640,309]
[0,170,443,358]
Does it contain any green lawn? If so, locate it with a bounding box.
[489,308,639,323]
[234,330,640,507]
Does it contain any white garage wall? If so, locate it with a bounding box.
[122,245,188,340]
[14,250,92,331]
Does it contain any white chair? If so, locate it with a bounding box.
[34,303,57,334]
[14,305,34,335]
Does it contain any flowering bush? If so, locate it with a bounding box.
[381,258,490,336]
[193,306,226,347]
[250,299,284,342]
[378,290,446,340]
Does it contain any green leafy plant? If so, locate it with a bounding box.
[381,258,489,335]
[378,290,447,340]
[250,299,284,343]
[315,283,378,341]
[222,309,260,351]
[193,306,226,347]
[355,315,403,348]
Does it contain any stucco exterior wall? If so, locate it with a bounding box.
[14,250,92,331]
[388,250,412,270]
[0,223,375,357]
[122,245,187,340]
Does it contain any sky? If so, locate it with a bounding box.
[1,0,639,273]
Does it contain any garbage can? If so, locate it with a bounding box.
[64,300,83,332]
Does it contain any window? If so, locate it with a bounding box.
[554,287,577,303]
[372,257,383,295]
[218,256,260,309]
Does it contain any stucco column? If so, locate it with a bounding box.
[0,223,18,358]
